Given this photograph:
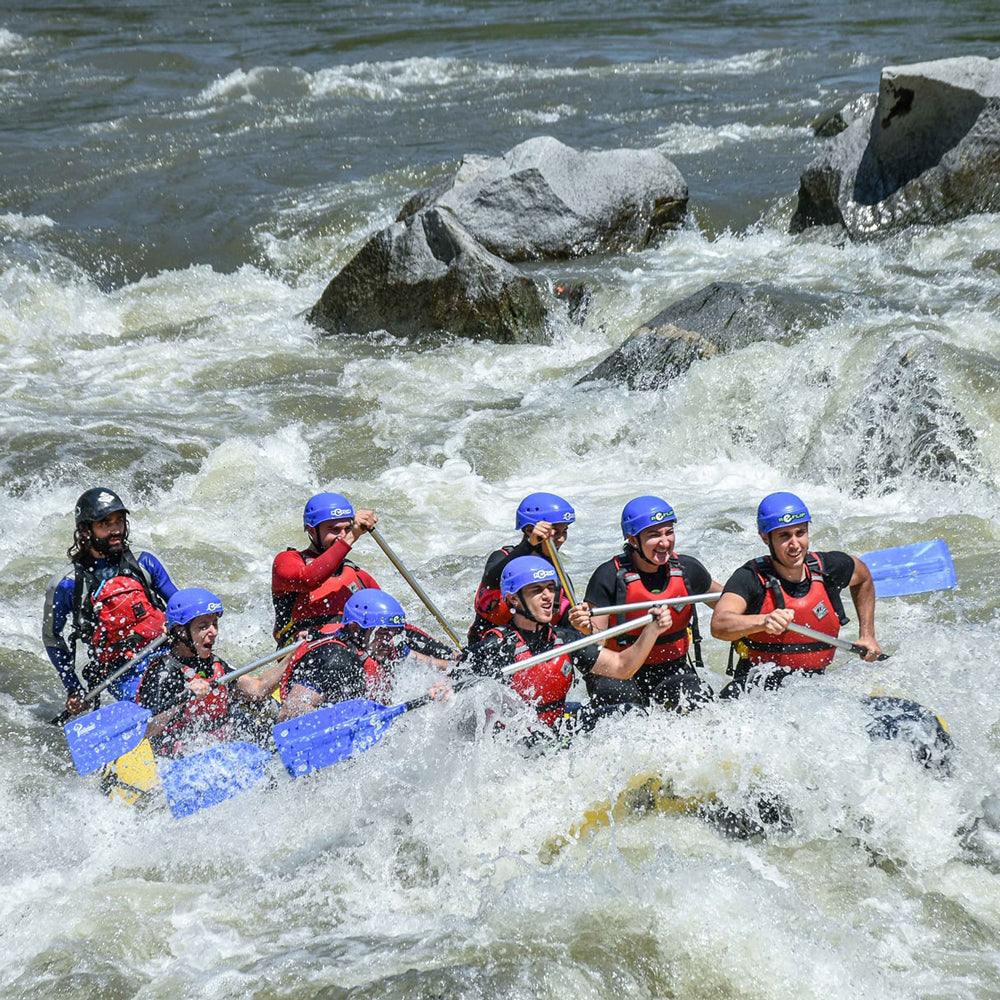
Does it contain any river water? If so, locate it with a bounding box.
[3,2,1000,998]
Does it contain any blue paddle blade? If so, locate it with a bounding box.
[64,701,152,776]
[159,741,273,818]
[272,698,408,777]
[862,539,957,598]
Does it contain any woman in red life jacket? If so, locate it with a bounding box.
[581,496,723,712]
[710,492,882,696]
[458,556,677,729]
[276,589,455,722]
[467,491,576,645]
[271,491,381,644]
[136,588,285,755]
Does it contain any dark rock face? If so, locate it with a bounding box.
[307,208,550,344]
[576,283,827,390]
[398,136,689,261]
[811,336,982,496]
[792,56,1000,239]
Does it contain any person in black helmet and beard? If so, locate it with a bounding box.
[42,487,178,717]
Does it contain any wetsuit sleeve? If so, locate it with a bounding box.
[42,569,81,693]
[136,657,186,715]
[480,539,534,589]
[138,551,178,602]
[677,554,713,594]
[820,551,856,590]
[271,539,354,594]
[403,625,454,659]
[458,632,512,678]
[583,558,619,607]
[721,564,767,615]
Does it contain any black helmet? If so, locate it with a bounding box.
[75,487,128,525]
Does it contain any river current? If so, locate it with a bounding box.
[2,3,1000,998]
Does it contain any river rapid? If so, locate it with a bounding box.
[3,2,1000,998]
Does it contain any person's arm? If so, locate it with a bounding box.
[276,683,323,722]
[709,591,794,642]
[848,555,882,661]
[138,551,178,602]
[42,572,85,708]
[234,660,287,700]
[589,606,676,679]
[272,539,354,592]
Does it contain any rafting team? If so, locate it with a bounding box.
[42,486,883,757]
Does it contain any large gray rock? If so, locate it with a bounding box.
[791,56,1000,238]
[576,283,827,389]
[806,336,981,496]
[307,208,551,343]
[399,136,688,261]
[811,93,878,138]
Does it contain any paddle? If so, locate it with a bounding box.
[273,613,659,776]
[369,527,462,647]
[785,621,889,661]
[862,539,956,598]
[589,592,719,616]
[159,741,274,818]
[64,641,302,776]
[51,634,169,726]
[543,537,577,606]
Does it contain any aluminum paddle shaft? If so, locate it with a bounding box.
[589,592,719,616]
[370,527,462,647]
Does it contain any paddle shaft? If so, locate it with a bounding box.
[51,633,170,726]
[786,621,889,661]
[589,592,719,616]
[543,537,577,606]
[497,612,656,676]
[213,641,304,686]
[370,527,462,648]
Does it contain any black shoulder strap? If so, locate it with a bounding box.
[673,554,704,671]
[806,552,850,625]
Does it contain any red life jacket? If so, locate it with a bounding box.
[278,624,390,704]
[482,624,573,727]
[471,546,571,641]
[89,575,167,667]
[742,553,847,671]
[605,552,693,665]
[273,555,369,642]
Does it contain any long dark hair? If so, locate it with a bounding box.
[67,516,130,564]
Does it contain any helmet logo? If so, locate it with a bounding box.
[561,513,573,521]
[97,491,116,505]
[387,614,406,625]
[206,601,223,614]
[532,568,553,580]
[650,511,668,522]
[777,512,807,525]
[326,508,351,518]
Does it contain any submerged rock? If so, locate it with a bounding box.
[307,208,550,343]
[399,136,688,261]
[792,56,1000,239]
[576,282,826,389]
[814,336,982,496]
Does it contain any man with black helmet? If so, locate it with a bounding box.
[42,487,177,716]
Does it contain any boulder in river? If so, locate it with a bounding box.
[806,336,982,496]
[576,282,828,390]
[791,56,1000,239]
[307,208,551,344]
[398,136,689,261]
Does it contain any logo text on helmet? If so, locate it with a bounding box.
[532,569,553,579]
[778,512,807,524]
[206,601,223,613]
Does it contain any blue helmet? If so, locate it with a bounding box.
[343,589,406,629]
[621,495,676,539]
[501,555,558,598]
[304,492,355,529]
[757,492,811,535]
[515,492,575,531]
[166,588,224,629]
